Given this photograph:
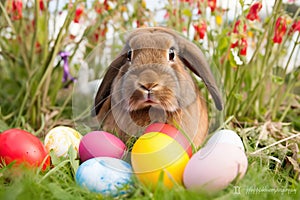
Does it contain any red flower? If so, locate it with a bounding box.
[208,0,217,12]
[233,19,247,34]
[164,11,169,19]
[196,1,202,15]
[231,20,248,56]
[93,23,108,42]
[136,20,141,28]
[11,0,23,20]
[246,2,262,21]
[230,41,238,49]
[74,6,84,23]
[239,38,248,56]
[39,0,45,11]
[95,0,110,14]
[180,0,193,5]
[273,17,287,43]
[193,20,207,39]
[289,20,300,34]
[35,42,42,54]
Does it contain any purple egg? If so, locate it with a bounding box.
[79,131,126,162]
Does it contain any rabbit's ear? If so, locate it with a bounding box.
[92,52,128,116]
[157,28,223,110]
[176,44,223,110]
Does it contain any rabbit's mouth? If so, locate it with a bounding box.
[145,99,156,104]
[128,97,178,113]
[128,98,160,111]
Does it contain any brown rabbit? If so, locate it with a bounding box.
[92,27,223,147]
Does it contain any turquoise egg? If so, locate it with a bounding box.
[75,157,133,196]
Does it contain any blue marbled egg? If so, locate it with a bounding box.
[75,157,133,196]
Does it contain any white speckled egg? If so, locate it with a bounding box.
[75,157,133,196]
[44,126,82,157]
[183,130,248,192]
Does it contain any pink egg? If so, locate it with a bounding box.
[78,131,126,162]
[183,143,248,192]
[144,123,193,157]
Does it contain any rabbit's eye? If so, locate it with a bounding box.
[127,50,132,61]
[168,48,175,61]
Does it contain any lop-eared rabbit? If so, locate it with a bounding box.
[92,27,223,147]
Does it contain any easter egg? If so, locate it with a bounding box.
[75,157,133,196]
[0,128,50,170]
[79,131,126,162]
[131,132,189,188]
[204,129,245,151]
[44,126,82,158]
[144,123,193,157]
[183,130,248,192]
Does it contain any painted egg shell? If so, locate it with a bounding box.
[144,123,193,157]
[44,126,82,158]
[75,157,133,196]
[131,132,189,189]
[183,143,248,192]
[205,129,245,152]
[78,131,126,162]
[0,128,50,170]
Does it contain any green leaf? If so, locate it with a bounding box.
[218,38,228,52]
[272,75,284,85]
[229,49,237,68]
[234,93,243,101]
[0,119,9,132]
[217,35,229,55]
[49,150,63,166]
[68,146,79,175]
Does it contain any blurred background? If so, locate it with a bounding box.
[1,0,299,133]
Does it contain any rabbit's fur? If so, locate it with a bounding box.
[93,27,223,147]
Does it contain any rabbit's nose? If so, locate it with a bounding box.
[139,82,159,100]
[139,82,158,92]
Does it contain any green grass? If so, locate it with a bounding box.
[1,158,299,200]
[0,122,299,200]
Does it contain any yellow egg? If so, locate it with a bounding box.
[131,132,189,189]
[44,126,82,158]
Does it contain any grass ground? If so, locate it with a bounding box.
[0,120,299,200]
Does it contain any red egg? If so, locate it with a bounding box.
[144,123,193,157]
[0,129,50,170]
